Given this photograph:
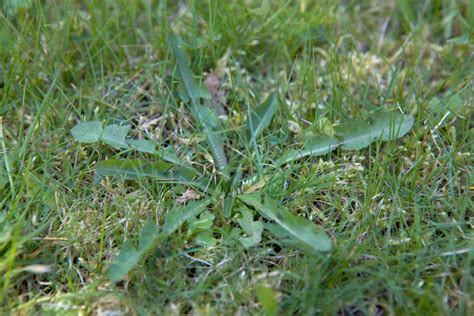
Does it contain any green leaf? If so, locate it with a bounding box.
[246,93,278,142]
[126,139,156,154]
[108,199,212,281]
[238,193,332,253]
[71,121,102,143]
[0,156,8,189]
[195,231,217,248]
[237,208,263,248]
[278,135,339,164]
[188,211,215,231]
[372,112,413,141]
[429,93,464,116]
[170,165,202,183]
[169,34,209,104]
[162,198,213,236]
[95,159,172,179]
[230,163,244,189]
[107,241,141,281]
[122,139,182,165]
[159,147,182,165]
[0,213,13,244]
[222,163,243,218]
[3,0,32,15]
[256,284,278,316]
[101,124,130,149]
[108,222,160,281]
[223,195,235,218]
[397,0,417,25]
[186,103,228,170]
[335,111,413,150]
[194,105,220,129]
[190,105,228,170]
[205,129,228,170]
[178,82,211,101]
[95,159,213,193]
[169,33,227,170]
[169,165,213,192]
[188,104,227,170]
[264,223,320,252]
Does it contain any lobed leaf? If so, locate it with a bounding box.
[194,232,217,247]
[108,222,161,281]
[237,208,264,248]
[71,121,102,143]
[95,158,213,193]
[108,198,212,281]
[238,193,332,253]
[101,124,130,149]
[162,198,213,236]
[188,211,215,231]
[126,139,156,154]
[278,111,413,164]
[169,33,228,170]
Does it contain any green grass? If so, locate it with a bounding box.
[0,0,473,314]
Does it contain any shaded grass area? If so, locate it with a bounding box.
[0,0,472,314]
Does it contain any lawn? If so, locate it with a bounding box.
[0,0,472,314]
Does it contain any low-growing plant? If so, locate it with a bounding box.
[71,33,413,281]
